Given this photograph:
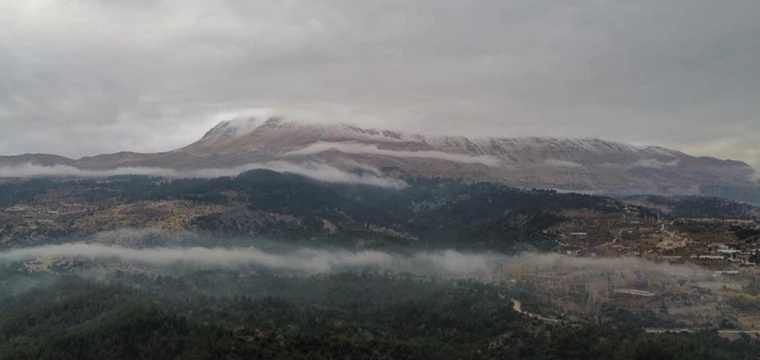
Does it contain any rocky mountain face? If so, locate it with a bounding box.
[1,116,757,199]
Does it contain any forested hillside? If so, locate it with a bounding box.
[0,171,641,252]
[0,269,757,360]
[622,194,760,220]
[3,172,760,359]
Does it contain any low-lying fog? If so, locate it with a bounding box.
[0,161,407,188]
[0,243,502,278]
[0,240,711,281]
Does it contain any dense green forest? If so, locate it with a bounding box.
[0,268,758,360]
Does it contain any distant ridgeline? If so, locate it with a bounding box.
[0,169,757,252]
[700,185,760,207]
[620,194,760,220]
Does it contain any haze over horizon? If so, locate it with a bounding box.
[1,1,759,168]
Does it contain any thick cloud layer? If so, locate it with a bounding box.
[0,161,408,188]
[1,1,759,168]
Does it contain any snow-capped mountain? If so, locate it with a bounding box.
[185,117,680,166]
[1,116,756,198]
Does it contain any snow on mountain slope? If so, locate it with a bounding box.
[0,116,756,199]
[175,117,758,195]
[181,117,702,168]
[200,117,271,142]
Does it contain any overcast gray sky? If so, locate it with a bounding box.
[0,0,758,165]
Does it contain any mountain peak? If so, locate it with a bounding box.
[201,116,283,141]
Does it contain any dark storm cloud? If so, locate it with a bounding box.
[0,0,758,166]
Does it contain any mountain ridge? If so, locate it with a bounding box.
[1,117,749,166]
[0,116,757,201]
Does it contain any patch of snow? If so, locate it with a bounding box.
[644,146,680,157]
[201,116,273,141]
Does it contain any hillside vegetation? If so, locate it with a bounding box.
[0,171,638,252]
[0,269,757,360]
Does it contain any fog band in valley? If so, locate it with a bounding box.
[0,243,711,281]
[0,161,407,188]
[0,243,502,277]
[284,141,501,166]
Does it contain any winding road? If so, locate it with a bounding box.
[511,299,562,323]
[511,299,760,336]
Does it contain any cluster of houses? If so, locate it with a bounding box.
[3,205,58,225]
[557,214,760,274]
